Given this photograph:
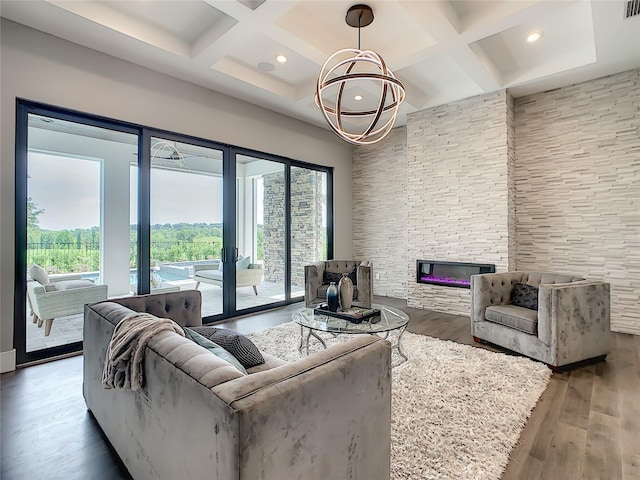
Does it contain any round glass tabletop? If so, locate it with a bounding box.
[292,303,409,335]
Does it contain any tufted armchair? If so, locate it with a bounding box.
[304,260,373,306]
[470,271,610,369]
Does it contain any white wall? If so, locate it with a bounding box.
[0,19,353,360]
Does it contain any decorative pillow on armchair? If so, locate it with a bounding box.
[510,283,539,310]
[323,268,357,285]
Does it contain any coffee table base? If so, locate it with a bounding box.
[298,325,408,366]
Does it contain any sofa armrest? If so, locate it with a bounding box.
[471,272,524,325]
[304,261,325,306]
[356,261,373,304]
[213,335,391,480]
[541,281,610,365]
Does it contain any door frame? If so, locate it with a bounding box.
[13,99,334,365]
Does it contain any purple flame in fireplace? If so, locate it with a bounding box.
[419,275,471,286]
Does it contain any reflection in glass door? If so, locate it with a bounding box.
[150,137,224,317]
[235,154,285,311]
[290,166,328,297]
[24,114,137,354]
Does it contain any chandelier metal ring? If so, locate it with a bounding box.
[316,48,405,145]
[315,4,406,145]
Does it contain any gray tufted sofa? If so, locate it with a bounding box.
[304,260,373,306]
[83,290,391,480]
[471,272,610,369]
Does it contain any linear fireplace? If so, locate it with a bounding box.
[416,260,495,289]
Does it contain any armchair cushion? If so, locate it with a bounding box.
[485,305,538,335]
[50,279,98,291]
[29,264,50,286]
[510,282,539,310]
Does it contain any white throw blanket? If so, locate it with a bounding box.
[102,312,185,391]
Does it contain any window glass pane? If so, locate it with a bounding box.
[26,114,137,352]
[290,166,328,297]
[150,138,223,317]
[236,154,285,310]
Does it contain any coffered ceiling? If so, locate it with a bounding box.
[2,0,639,129]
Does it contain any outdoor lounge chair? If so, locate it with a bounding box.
[193,257,264,295]
[27,264,108,336]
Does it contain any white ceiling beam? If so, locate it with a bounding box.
[398,1,502,92]
[44,0,190,58]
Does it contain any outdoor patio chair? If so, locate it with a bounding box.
[27,264,108,336]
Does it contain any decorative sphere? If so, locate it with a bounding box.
[316,48,405,145]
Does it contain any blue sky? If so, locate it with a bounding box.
[28,153,225,230]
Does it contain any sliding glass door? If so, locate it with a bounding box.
[15,100,332,364]
[234,154,286,312]
[20,111,138,359]
[149,137,224,317]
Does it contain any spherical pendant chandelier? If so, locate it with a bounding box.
[316,4,405,146]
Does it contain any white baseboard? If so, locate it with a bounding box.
[1,349,17,373]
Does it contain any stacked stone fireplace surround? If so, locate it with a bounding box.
[353,69,640,335]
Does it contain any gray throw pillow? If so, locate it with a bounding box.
[191,326,264,368]
[183,328,247,374]
[510,282,539,310]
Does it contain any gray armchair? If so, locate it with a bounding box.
[304,260,373,306]
[471,271,610,369]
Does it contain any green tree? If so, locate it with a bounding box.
[27,197,44,230]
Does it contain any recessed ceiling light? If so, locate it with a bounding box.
[276,55,287,63]
[354,95,363,101]
[527,32,542,43]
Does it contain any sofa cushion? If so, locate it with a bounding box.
[485,305,538,334]
[183,328,247,374]
[510,282,539,310]
[191,327,265,368]
[29,264,50,286]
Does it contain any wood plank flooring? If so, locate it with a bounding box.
[1,297,638,480]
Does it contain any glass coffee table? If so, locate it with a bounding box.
[292,303,409,363]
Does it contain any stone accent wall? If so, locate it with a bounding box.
[404,90,515,315]
[352,127,408,298]
[263,168,325,288]
[514,69,640,334]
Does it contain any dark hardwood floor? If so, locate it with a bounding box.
[1,297,638,479]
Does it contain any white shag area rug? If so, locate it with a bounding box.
[246,322,552,480]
